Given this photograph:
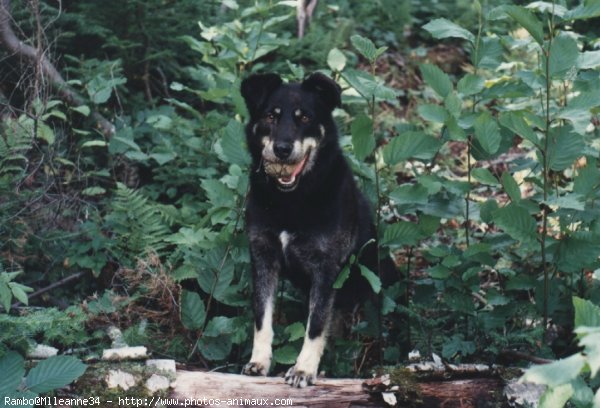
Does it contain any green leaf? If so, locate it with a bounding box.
[203,316,235,337]
[0,352,25,393]
[197,335,232,361]
[181,290,206,330]
[423,18,475,43]
[215,120,251,167]
[382,132,441,165]
[473,37,503,69]
[327,48,347,72]
[420,63,453,98]
[578,331,600,378]
[501,172,521,202]
[444,92,462,118]
[81,140,108,148]
[494,204,536,244]
[382,221,423,247]
[472,168,499,185]
[547,33,579,79]
[457,74,485,96]
[498,111,540,146]
[564,2,600,20]
[342,69,397,102]
[547,126,584,171]
[8,282,31,305]
[350,35,386,63]
[539,384,574,408]
[0,281,11,311]
[418,104,449,123]
[520,353,586,387]
[573,296,600,329]
[498,5,544,45]
[333,264,351,289]
[284,322,305,342]
[474,112,501,154]
[25,356,87,393]
[273,345,298,365]
[578,50,600,69]
[359,264,381,294]
[389,184,429,205]
[71,105,90,117]
[351,114,375,161]
[81,187,106,196]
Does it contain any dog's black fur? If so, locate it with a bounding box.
[240,72,379,387]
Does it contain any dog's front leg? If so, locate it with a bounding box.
[285,272,334,388]
[242,233,280,376]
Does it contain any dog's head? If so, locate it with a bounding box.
[241,73,341,192]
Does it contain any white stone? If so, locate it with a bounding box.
[105,369,137,391]
[146,359,176,374]
[382,392,397,406]
[102,346,148,361]
[145,374,171,393]
[27,344,58,359]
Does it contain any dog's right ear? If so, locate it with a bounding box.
[241,73,283,119]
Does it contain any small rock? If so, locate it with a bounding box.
[146,359,176,374]
[382,392,397,406]
[145,374,170,393]
[504,380,545,407]
[106,369,137,391]
[102,346,148,361]
[107,326,128,348]
[27,344,58,359]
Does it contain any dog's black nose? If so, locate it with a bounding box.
[274,141,293,159]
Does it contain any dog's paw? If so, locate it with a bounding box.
[242,361,268,376]
[285,366,315,388]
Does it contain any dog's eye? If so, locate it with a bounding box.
[265,113,275,123]
[300,114,310,124]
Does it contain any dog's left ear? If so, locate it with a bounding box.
[301,73,341,113]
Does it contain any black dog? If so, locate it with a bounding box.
[240,72,379,387]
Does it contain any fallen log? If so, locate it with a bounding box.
[171,370,506,408]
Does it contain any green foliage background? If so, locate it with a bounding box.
[1,0,600,404]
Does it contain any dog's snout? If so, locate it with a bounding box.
[274,141,293,159]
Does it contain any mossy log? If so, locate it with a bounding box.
[171,370,505,408]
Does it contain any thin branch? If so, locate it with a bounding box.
[0,0,114,137]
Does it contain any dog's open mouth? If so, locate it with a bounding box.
[264,150,311,191]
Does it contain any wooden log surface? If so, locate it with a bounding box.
[171,370,505,408]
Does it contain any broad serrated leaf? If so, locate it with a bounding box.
[8,282,30,305]
[474,112,501,155]
[539,384,574,408]
[25,356,87,393]
[498,111,540,146]
[197,335,231,361]
[359,264,381,294]
[420,63,453,98]
[418,104,449,123]
[501,172,521,202]
[351,35,379,62]
[457,74,485,96]
[499,5,544,45]
[547,126,584,171]
[181,290,206,330]
[473,36,503,69]
[389,184,429,205]
[0,352,25,393]
[342,69,397,102]
[564,2,600,20]
[520,353,586,387]
[547,33,579,79]
[578,50,600,69]
[215,120,251,167]
[472,168,499,185]
[351,114,374,161]
[382,132,441,165]
[494,204,536,243]
[327,48,347,72]
[573,296,600,329]
[71,105,90,117]
[423,18,475,43]
[444,92,462,117]
[574,164,600,196]
[382,221,423,246]
[203,316,235,337]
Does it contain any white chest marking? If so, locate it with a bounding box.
[279,231,291,251]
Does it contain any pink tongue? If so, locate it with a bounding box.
[290,154,309,178]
